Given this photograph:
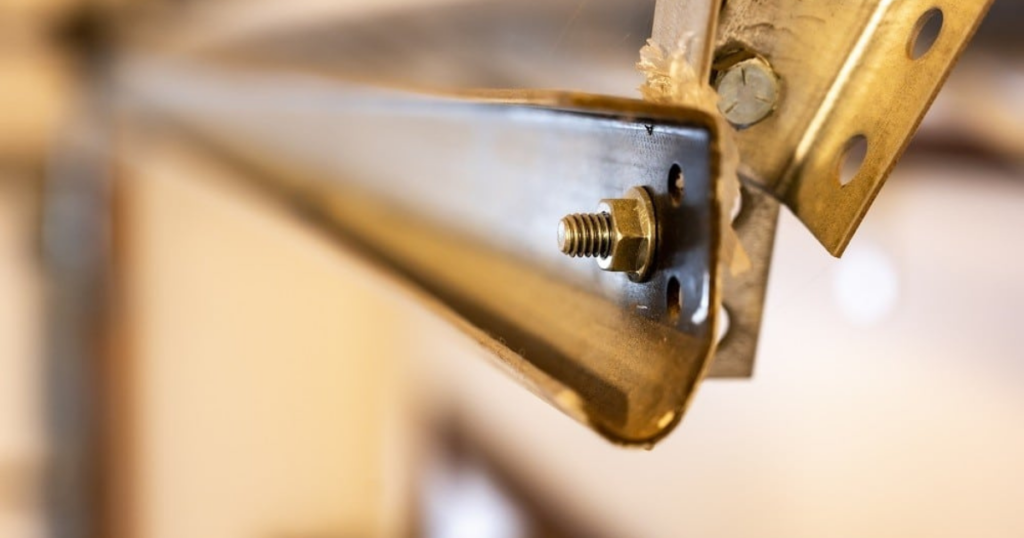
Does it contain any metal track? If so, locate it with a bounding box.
[120,60,728,445]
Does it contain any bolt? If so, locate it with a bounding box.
[558,213,613,258]
[715,57,778,129]
[557,186,657,282]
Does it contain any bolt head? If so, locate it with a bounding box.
[715,58,779,129]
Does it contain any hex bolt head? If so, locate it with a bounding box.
[557,186,657,282]
[715,57,779,129]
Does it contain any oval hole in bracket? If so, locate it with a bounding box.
[839,135,869,187]
[909,8,944,60]
[667,276,682,321]
[668,164,684,206]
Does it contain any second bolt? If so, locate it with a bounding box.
[715,57,779,129]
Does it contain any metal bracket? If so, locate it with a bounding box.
[122,61,730,445]
[717,0,993,256]
[712,183,779,378]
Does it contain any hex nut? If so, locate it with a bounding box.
[596,187,656,281]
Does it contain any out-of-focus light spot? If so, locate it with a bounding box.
[424,463,526,538]
[832,243,900,326]
[716,306,731,344]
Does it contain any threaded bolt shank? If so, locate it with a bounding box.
[558,212,613,258]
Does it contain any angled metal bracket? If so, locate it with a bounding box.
[716,0,993,256]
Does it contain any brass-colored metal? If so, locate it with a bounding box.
[716,0,993,256]
[558,213,613,258]
[558,187,657,282]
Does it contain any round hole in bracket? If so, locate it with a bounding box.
[667,276,682,321]
[839,135,868,187]
[668,164,684,206]
[909,8,944,60]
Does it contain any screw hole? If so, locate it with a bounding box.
[668,164,684,206]
[667,276,682,320]
[839,135,868,186]
[909,9,943,60]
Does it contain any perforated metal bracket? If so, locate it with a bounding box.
[716,0,993,256]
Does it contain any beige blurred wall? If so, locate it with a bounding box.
[0,0,80,535]
[0,177,45,538]
[0,49,75,163]
[0,0,79,166]
[116,138,416,538]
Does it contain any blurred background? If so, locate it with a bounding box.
[1,0,1023,537]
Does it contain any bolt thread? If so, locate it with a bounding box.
[558,212,613,258]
